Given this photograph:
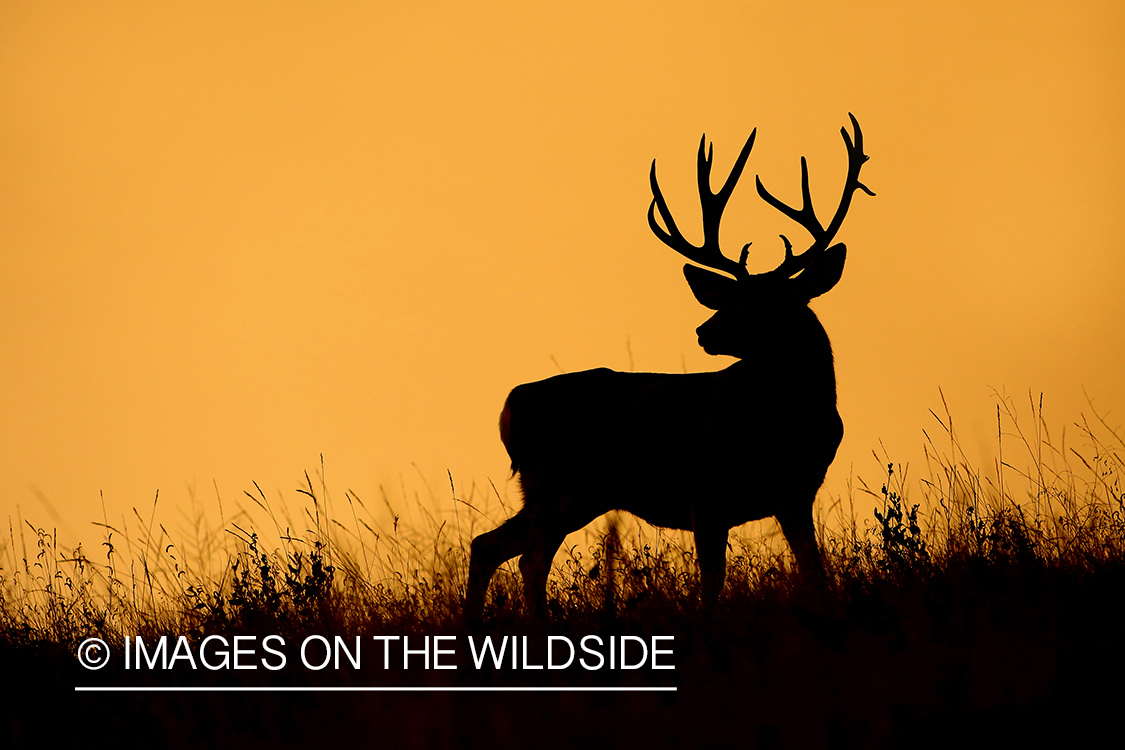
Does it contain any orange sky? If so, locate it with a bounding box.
[1,1,1123,548]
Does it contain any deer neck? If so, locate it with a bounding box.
[725,310,838,404]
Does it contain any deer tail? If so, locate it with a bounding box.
[499,392,520,475]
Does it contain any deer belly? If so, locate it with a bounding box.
[612,471,778,532]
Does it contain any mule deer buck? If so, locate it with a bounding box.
[466,115,873,618]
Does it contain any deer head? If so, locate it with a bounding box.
[648,114,874,358]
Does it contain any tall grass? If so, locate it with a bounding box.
[4,393,1124,747]
[2,393,1122,644]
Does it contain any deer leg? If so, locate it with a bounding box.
[693,522,729,604]
[517,531,563,619]
[776,504,825,584]
[517,497,604,618]
[466,510,534,619]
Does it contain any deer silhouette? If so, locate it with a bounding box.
[465,116,873,618]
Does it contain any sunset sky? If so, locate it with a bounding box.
[1,1,1122,549]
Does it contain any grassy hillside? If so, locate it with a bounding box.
[4,396,1123,748]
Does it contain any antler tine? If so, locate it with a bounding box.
[755,156,824,240]
[648,131,756,280]
[754,114,874,277]
[824,113,876,242]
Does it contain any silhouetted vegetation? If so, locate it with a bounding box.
[4,395,1123,748]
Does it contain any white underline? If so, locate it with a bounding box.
[75,686,676,693]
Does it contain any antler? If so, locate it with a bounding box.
[754,113,875,280]
[648,131,757,281]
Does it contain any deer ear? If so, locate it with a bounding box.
[793,243,847,300]
[683,264,738,310]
